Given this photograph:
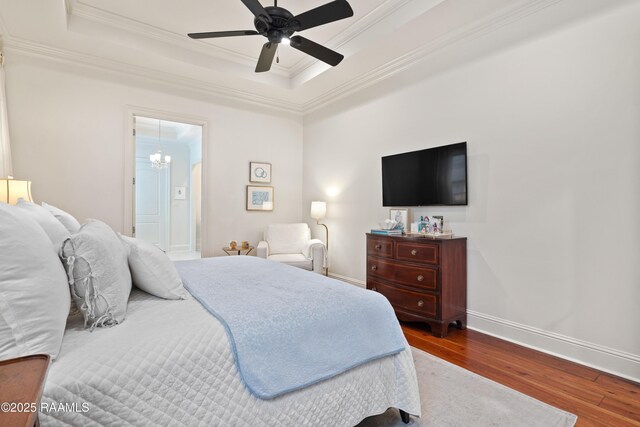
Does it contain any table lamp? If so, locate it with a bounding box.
[0,177,32,204]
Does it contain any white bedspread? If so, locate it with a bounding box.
[41,290,421,426]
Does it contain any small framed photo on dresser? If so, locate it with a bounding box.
[389,208,408,232]
[250,162,272,183]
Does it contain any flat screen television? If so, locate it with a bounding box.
[382,142,467,206]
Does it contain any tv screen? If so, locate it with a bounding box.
[382,142,467,206]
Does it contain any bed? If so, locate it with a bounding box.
[0,202,420,426]
[40,275,421,426]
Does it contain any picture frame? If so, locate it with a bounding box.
[246,185,274,211]
[249,161,272,183]
[174,186,186,200]
[389,208,409,232]
[430,216,444,234]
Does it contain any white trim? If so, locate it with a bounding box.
[288,0,415,78]
[3,0,565,116]
[124,106,211,258]
[329,272,366,288]
[466,310,640,383]
[329,272,640,383]
[301,0,563,113]
[64,0,289,77]
[3,37,302,115]
[169,244,191,253]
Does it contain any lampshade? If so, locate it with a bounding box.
[0,178,33,204]
[310,201,326,220]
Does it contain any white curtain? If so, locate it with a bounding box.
[0,52,13,178]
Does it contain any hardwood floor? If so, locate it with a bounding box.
[401,323,640,426]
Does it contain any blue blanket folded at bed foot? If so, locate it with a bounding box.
[174,256,407,400]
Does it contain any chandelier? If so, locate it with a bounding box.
[150,151,171,169]
[149,119,171,169]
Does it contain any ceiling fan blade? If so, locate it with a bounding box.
[255,42,278,73]
[290,36,344,66]
[289,1,354,32]
[188,30,260,39]
[241,0,272,23]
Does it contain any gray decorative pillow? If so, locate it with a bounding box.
[60,220,132,329]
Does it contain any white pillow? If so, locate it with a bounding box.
[120,235,188,300]
[0,203,71,359]
[14,200,70,249]
[60,220,132,329]
[42,202,81,233]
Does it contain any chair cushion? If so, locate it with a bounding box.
[265,223,310,255]
[267,254,312,270]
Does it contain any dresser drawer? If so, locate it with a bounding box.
[372,281,437,318]
[368,258,437,291]
[396,242,439,264]
[367,237,394,258]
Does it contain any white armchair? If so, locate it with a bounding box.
[257,223,326,274]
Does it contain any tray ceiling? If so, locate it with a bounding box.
[0,0,619,113]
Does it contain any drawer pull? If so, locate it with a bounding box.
[372,287,377,291]
[417,300,424,307]
[417,275,424,282]
[371,265,378,271]
[411,249,418,256]
[375,244,382,250]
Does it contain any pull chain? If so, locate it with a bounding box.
[276,45,279,64]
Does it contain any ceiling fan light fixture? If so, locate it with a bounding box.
[188,0,354,73]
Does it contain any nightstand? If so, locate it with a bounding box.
[0,354,51,427]
[222,246,254,256]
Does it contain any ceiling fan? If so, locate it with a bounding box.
[188,0,354,73]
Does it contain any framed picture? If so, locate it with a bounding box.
[174,186,186,200]
[430,216,444,234]
[389,208,408,232]
[250,161,272,183]
[246,185,274,211]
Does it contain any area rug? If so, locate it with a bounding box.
[358,347,577,427]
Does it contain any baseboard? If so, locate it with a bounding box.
[466,310,640,383]
[328,272,366,288]
[330,273,640,383]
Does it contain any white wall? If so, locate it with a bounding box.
[303,4,640,380]
[5,54,303,256]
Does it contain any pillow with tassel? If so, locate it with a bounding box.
[60,220,131,329]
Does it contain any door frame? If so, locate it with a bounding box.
[123,106,209,257]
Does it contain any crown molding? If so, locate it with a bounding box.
[302,0,564,113]
[64,0,290,78]
[3,0,566,117]
[3,36,303,114]
[288,0,414,79]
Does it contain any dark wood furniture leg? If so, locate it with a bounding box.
[399,409,411,423]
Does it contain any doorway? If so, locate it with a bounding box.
[134,116,203,260]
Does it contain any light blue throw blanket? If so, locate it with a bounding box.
[174,256,407,400]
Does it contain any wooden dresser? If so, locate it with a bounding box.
[366,233,467,337]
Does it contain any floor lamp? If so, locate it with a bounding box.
[310,201,328,276]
